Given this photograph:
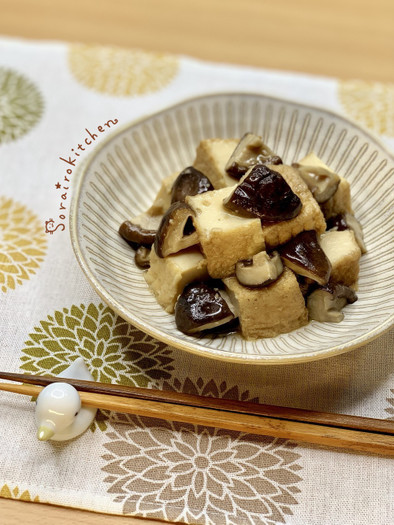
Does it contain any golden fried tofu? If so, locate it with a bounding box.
[147,172,179,215]
[193,138,238,189]
[223,268,308,339]
[320,230,361,287]
[144,247,208,313]
[186,187,265,278]
[320,178,353,219]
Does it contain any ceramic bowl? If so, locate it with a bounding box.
[70,93,394,364]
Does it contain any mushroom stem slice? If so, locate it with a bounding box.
[327,213,367,254]
[307,282,357,322]
[292,163,340,203]
[225,132,283,179]
[154,202,199,258]
[175,282,236,334]
[119,221,157,247]
[134,246,151,269]
[278,230,331,285]
[171,166,214,204]
[236,251,283,287]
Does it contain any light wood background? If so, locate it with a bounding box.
[1,0,393,523]
[1,0,394,82]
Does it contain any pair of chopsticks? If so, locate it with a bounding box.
[0,370,393,456]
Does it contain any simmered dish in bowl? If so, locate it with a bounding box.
[70,93,394,363]
[119,133,365,340]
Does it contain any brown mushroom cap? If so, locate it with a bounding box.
[175,282,236,334]
[307,282,357,322]
[278,230,332,285]
[223,164,302,222]
[171,166,214,204]
[225,132,282,179]
[292,163,340,203]
[119,221,156,247]
[236,250,283,287]
[154,202,199,258]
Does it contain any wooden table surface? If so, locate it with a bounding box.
[1,0,393,523]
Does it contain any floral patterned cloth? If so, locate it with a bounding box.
[0,37,393,525]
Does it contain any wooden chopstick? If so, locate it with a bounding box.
[0,372,394,455]
[0,370,393,435]
[1,374,394,456]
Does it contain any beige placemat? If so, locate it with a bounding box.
[0,37,393,525]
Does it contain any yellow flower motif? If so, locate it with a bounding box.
[338,80,394,137]
[0,197,47,292]
[68,44,179,97]
[0,484,40,502]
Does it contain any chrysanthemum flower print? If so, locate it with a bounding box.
[0,484,40,503]
[0,68,43,144]
[0,197,47,292]
[68,44,179,96]
[102,378,303,524]
[338,80,394,137]
[21,303,174,385]
[385,389,394,421]
[21,303,174,431]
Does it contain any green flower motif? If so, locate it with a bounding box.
[0,68,44,144]
[21,303,174,431]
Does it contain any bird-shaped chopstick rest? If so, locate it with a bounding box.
[35,358,97,441]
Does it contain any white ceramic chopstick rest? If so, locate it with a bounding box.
[35,358,97,441]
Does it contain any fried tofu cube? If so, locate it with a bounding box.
[223,268,308,339]
[297,153,353,219]
[144,247,208,313]
[261,164,326,247]
[193,138,238,189]
[319,230,361,287]
[186,188,265,278]
[320,178,353,219]
[147,171,179,215]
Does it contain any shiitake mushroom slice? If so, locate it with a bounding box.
[175,282,236,334]
[307,282,357,322]
[223,164,302,222]
[154,202,199,258]
[292,163,340,203]
[225,132,282,180]
[296,275,317,297]
[278,230,331,285]
[119,221,157,248]
[171,166,214,204]
[134,246,151,269]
